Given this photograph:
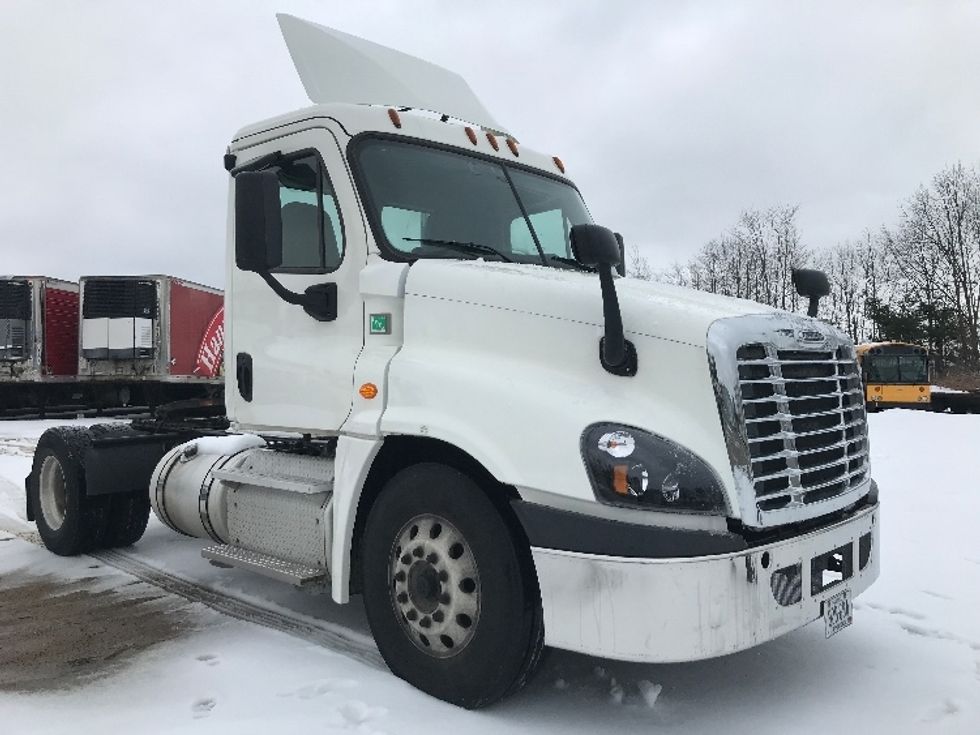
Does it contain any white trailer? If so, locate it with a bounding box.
[26,15,879,708]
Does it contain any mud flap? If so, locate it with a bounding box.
[25,472,36,521]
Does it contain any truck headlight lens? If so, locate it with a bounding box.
[582,423,728,513]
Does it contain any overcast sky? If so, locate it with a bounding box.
[2,0,979,287]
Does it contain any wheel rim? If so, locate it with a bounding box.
[39,455,68,531]
[390,514,481,658]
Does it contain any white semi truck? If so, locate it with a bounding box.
[25,15,879,708]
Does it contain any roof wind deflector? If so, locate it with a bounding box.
[276,14,507,134]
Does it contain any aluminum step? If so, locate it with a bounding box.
[211,467,332,495]
[201,544,328,587]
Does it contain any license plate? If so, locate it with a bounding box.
[824,588,852,638]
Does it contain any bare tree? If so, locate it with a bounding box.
[627,242,654,281]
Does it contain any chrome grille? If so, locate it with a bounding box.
[736,343,868,512]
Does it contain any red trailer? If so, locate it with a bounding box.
[78,275,224,408]
[0,276,83,413]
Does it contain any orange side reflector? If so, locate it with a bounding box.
[486,131,500,151]
[613,465,629,495]
[359,383,379,400]
[387,108,402,129]
[506,137,519,156]
[553,156,565,173]
[465,126,478,145]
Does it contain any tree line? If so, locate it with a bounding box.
[630,162,980,371]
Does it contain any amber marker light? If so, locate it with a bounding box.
[553,156,565,173]
[465,126,478,145]
[359,383,379,399]
[506,137,519,156]
[387,108,402,129]
[486,131,500,150]
[613,464,629,495]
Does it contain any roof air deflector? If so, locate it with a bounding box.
[276,14,507,134]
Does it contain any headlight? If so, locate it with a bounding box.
[581,423,728,514]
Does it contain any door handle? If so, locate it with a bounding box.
[236,352,253,402]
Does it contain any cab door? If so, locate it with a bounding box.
[228,125,365,434]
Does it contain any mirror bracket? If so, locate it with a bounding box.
[257,272,337,322]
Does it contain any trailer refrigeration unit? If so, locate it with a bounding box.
[0,276,82,413]
[26,16,881,709]
[78,275,224,408]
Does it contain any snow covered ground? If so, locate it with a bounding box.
[1,412,978,734]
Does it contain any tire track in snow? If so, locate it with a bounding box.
[89,548,385,670]
[9,530,384,671]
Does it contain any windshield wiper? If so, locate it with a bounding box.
[543,254,594,272]
[403,238,513,262]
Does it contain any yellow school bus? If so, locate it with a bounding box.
[855,342,931,410]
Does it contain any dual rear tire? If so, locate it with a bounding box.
[29,426,150,556]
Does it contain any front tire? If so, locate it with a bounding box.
[361,463,544,708]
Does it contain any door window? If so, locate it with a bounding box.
[271,153,344,273]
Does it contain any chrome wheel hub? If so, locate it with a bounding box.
[390,514,480,658]
[38,455,68,531]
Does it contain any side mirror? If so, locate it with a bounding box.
[570,224,622,268]
[235,170,283,272]
[614,232,626,277]
[792,268,831,318]
[570,224,636,376]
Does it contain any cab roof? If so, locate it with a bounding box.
[230,102,572,184]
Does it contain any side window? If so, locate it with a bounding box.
[272,153,345,273]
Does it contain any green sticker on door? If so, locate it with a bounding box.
[369,313,391,335]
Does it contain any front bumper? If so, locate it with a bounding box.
[531,502,879,663]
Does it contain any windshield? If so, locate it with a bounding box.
[866,354,929,383]
[353,138,593,267]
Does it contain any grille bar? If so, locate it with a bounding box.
[741,388,863,404]
[747,417,866,443]
[738,358,854,367]
[753,434,865,459]
[741,375,857,385]
[745,405,862,423]
[751,464,870,501]
[752,448,869,482]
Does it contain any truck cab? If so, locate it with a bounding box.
[27,15,880,709]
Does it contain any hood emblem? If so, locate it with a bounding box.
[797,329,825,344]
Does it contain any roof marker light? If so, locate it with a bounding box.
[387,108,402,129]
[465,126,478,145]
[553,156,565,173]
[486,131,499,151]
[506,137,519,156]
[359,382,379,399]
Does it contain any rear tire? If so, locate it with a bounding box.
[89,424,151,548]
[361,463,544,709]
[29,427,109,556]
[104,493,151,548]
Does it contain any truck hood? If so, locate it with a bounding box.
[404,260,776,348]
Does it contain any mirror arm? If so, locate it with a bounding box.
[258,270,305,305]
[597,263,637,376]
[599,264,625,365]
[258,271,338,322]
[807,296,819,318]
